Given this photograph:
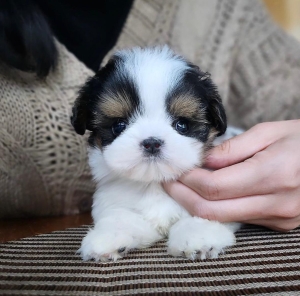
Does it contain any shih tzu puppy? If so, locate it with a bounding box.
[72,46,240,262]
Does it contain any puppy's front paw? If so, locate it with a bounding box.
[79,215,162,262]
[167,217,236,260]
[79,227,141,262]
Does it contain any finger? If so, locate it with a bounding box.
[246,217,300,232]
[163,181,274,222]
[165,181,300,229]
[179,159,271,200]
[163,181,219,219]
[205,122,285,169]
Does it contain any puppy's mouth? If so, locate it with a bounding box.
[102,131,203,183]
[127,144,184,182]
[125,159,182,183]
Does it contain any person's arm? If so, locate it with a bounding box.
[164,120,300,231]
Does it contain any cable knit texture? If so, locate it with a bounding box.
[0,42,94,218]
[1,0,300,217]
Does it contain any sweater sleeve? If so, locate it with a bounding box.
[226,0,300,129]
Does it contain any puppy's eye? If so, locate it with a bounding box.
[112,120,127,136]
[174,119,189,134]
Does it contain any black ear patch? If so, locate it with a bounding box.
[71,57,119,135]
[187,64,227,136]
[202,74,227,136]
[71,76,101,135]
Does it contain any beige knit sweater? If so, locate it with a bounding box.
[1,0,300,218]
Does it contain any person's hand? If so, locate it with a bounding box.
[163,120,300,231]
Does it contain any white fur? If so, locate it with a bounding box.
[102,47,201,183]
[102,117,203,182]
[167,217,236,260]
[79,47,241,261]
[117,47,188,115]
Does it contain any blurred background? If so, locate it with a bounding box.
[264,0,300,40]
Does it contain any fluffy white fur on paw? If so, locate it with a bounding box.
[223,222,242,233]
[79,228,132,262]
[79,210,162,262]
[167,217,236,260]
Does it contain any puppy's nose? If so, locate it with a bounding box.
[141,137,164,155]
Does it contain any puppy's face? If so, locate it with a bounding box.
[72,47,226,182]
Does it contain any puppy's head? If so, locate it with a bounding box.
[72,47,226,182]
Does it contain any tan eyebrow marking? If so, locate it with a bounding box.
[99,93,134,118]
[169,95,207,122]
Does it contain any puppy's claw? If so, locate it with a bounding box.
[118,247,126,253]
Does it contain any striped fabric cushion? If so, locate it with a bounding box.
[0,225,300,295]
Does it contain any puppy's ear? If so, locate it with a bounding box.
[71,57,119,135]
[204,79,227,136]
[189,64,227,136]
[71,76,101,135]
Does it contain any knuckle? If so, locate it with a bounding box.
[276,222,298,232]
[251,123,264,133]
[251,122,273,138]
[288,221,300,230]
[255,122,272,131]
[276,205,299,219]
[275,162,298,190]
[280,173,298,191]
[219,139,231,154]
[255,156,298,192]
[282,180,298,191]
[203,179,220,200]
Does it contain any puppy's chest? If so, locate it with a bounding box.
[135,184,189,235]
